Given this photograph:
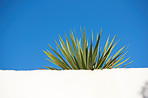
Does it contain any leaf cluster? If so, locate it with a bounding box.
[42,28,132,70]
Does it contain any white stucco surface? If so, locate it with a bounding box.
[0,68,148,98]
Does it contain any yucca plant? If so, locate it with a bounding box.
[42,28,132,70]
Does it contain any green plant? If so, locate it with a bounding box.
[42,28,132,70]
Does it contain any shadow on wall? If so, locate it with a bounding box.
[141,81,148,98]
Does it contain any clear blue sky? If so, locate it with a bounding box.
[0,0,148,70]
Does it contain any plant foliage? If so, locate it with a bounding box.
[42,28,132,70]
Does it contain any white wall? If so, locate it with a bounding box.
[0,68,148,98]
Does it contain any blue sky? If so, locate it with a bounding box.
[0,0,148,70]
